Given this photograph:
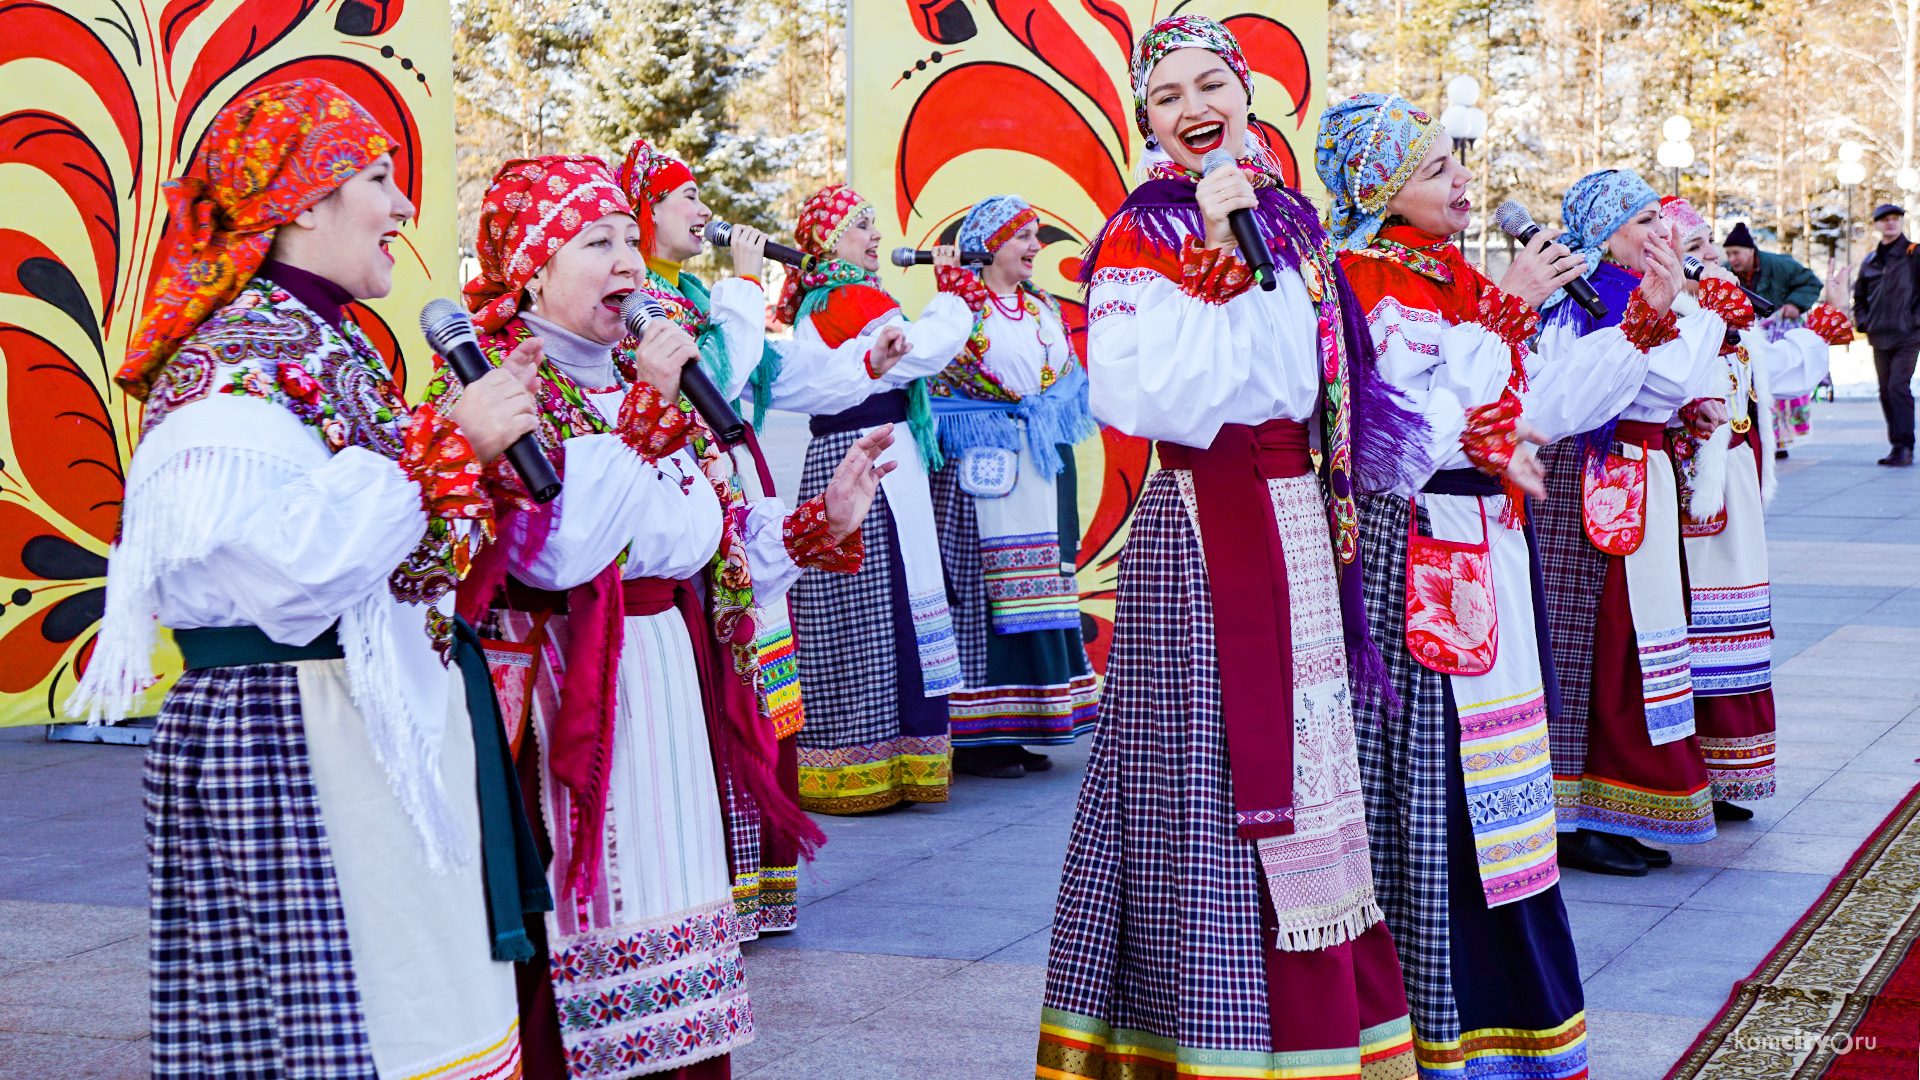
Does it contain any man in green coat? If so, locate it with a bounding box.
[1722,221,1825,318]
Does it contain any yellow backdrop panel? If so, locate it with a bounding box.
[848,0,1326,670]
[0,0,455,725]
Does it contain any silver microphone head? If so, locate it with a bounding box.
[1200,148,1236,177]
[890,247,917,268]
[703,220,731,246]
[1682,255,1707,281]
[620,291,670,338]
[419,297,478,354]
[1493,200,1536,240]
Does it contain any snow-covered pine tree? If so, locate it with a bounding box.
[579,0,795,236]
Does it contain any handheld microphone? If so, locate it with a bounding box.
[1200,149,1276,292]
[418,300,561,503]
[1494,201,1610,321]
[620,292,746,447]
[890,246,992,268]
[1682,255,1777,319]
[704,220,812,270]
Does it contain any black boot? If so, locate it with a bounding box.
[1619,836,1674,868]
[1775,447,1790,459]
[1879,446,1913,467]
[954,746,1025,779]
[1559,829,1649,876]
[1714,799,1755,821]
[1015,747,1052,772]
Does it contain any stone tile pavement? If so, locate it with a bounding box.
[2,400,1917,1079]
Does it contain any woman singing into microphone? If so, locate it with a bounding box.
[441,154,885,1077]
[1038,17,1425,1078]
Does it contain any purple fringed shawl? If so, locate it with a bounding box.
[1078,176,1431,728]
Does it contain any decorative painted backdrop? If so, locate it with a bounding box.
[848,0,1326,670]
[0,0,455,726]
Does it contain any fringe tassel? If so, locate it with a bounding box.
[746,342,783,432]
[1270,898,1385,953]
[905,379,944,473]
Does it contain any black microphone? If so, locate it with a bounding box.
[1494,201,1609,321]
[890,246,992,268]
[1683,255,1777,319]
[620,292,746,447]
[705,220,811,270]
[418,300,561,503]
[1200,149,1276,292]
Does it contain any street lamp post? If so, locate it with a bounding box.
[1657,116,1694,197]
[1839,142,1867,271]
[1440,76,1488,248]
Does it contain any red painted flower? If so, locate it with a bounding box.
[277,361,323,405]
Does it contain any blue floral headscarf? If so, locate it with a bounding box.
[1543,168,1660,312]
[956,195,1038,260]
[1314,93,1443,254]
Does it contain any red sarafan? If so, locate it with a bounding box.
[0,0,425,716]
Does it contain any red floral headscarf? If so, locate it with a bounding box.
[614,138,697,259]
[775,184,876,326]
[463,155,633,332]
[120,79,395,399]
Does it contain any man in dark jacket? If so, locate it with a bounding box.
[1724,221,1825,317]
[1851,205,1920,466]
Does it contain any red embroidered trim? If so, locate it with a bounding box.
[784,494,864,574]
[1178,235,1253,304]
[1697,277,1755,329]
[862,349,879,380]
[1677,397,1717,436]
[402,404,491,520]
[1805,303,1855,345]
[936,265,990,312]
[1462,390,1522,476]
[617,383,694,459]
[480,455,537,518]
[1620,291,1681,352]
[1474,286,1540,352]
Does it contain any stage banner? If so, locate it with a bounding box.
[848,0,1326,670]
[0,0,455,726]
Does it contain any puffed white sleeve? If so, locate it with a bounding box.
[755,328,887,416]
[1637,309,1729,412]
[1362,296,1513,483]
[740,498,803,603]
[877,292,973,385]
[1523,323,1653,442]
[709,277,770,402]
[1086,264,1321,447]
[619,447,725,580]
[1760,327,1833,400]
[507,433,661,591]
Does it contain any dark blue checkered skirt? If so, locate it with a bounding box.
[146,664,378,1079]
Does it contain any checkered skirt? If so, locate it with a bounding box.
[1041,472,1278,1050]
[1535,441,1607,779]
[147,664,378,1079]
[790,428,901,751]
[1355,492,1459,1047]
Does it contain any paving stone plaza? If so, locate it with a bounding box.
[3,399,1919,1079]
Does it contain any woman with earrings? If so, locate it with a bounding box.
[1037,17,1425,1079]
[1658,196,1852,821]
[924,195,1100,780]
[775,184,975,814]
[1531,170,1735,877]
[442,154,888,1077]
[73,80,547,1080]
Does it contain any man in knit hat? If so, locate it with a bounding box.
[1722,221,1824,319]
[1853,204,1920,466]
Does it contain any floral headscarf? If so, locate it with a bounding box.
[1542,168,1659,312]
[614,137,697,260]
[1315,93,1443,254]
[776,183,878,327]
[463,155,633,332]
[1130,15,1253,142]
[121,79,394,399]
[955,195,1039,260]
[1659,195,1710,241]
